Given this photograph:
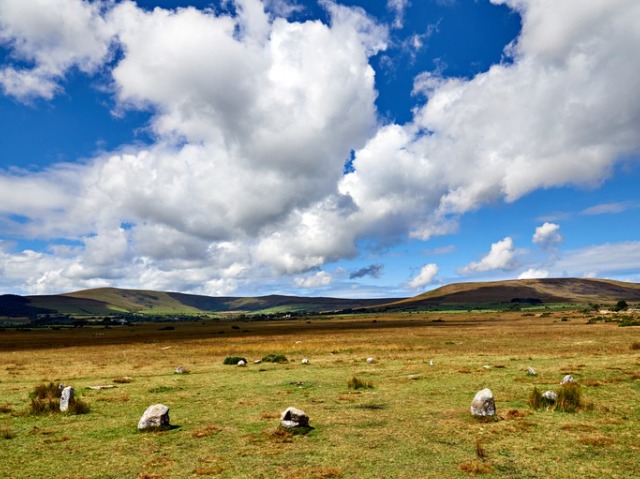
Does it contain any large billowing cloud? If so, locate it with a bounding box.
[0,0,114,100]
[0,0,639,295]
[460,237,517,274]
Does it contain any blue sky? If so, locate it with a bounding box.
[0,0,639,297]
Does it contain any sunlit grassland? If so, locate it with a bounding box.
[1,311,639,479]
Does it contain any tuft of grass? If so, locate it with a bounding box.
[459,461,492,475]
[577,434,614,447]
[113,376,133,384]
[555,383,583,413]
[631,341,640,350]
[261,353,288,363]
[192,466,224,476]
[222,356,247,365]
[191,425,222,439]
[1,426,16,439]
[347,376,373,390]
[28,382,61,415]
[475,438,486,460]
[285,467,343,479]
[0,403,13,413]
[137,473,162,479]
[148,386,175,393]
[271,427,294,443]
[68,398,90,415]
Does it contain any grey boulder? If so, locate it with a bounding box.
[280,407,309,429]
[138,404,170,431]
[470,388,496,417]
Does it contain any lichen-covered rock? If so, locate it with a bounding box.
[60,386,74,412]
[138,404,170,431]
[301,358,310,365]
[527,367,537,376]
[542,390,558,402]
[470,388,496,417]
[175,365,187,374]
[280,407,309,429]
[366,357,376,364]
[237,360,247,367]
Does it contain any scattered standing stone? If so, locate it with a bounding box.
[367,357,376,364]
[280,407,309,429]
[483,365,492,369]
[301,358,310,365]
[138,404,170,431]
[561,374,575,384]
[254,359,262,364]
[175,365,187,374]
[238,360,247,367]
[86,385,115,390]
[470,388,496,417]
[543,390,558,402]
[527,367,537,376]
[429,360,434,366]
[60,386,74,412]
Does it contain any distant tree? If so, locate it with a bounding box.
[613,300,629,312]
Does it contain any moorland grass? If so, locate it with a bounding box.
[0,311,638,478]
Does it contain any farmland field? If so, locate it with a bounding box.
[1,311,639,478]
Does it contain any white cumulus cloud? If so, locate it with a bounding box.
[461,237,518,274]
[408,263,439,289]
[532,222,562,248]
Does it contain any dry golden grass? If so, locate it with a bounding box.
[0,311,638,478]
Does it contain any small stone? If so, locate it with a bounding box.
[470,388,496,417]
[561,374,575,384]
[301,358,310,365]
[60,386,74,412]
[238,360,247,367]
[253,359,262,364]
[138,404,170,431]
[527,367,537,376]
[542,390,558,402]
[429,360,434,366]
[175,365,187,374]
[367,357,376,364]
[86,385,115,390]
[280,406,309,429]
[483,365,492,369]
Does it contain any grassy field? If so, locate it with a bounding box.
[1,311,639,479]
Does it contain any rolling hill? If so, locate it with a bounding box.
[383,278,640,309]
[2,278,639,320]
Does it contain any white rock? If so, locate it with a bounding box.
[280,406,309,429]
[542,390,558,402]
[527,367,537,376]
[175,365,187,374]
[253,359,262,364]
[238,360,247,367]
[470,388,496,417]
[301,358,310,365]
[367,357,376,364]
[138,404,170,431]
[60,386,74,412]
[429,360,434,366]
[561,374,575,384]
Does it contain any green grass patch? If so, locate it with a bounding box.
[261,353,288,363]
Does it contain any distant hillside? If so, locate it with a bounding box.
[382,278,640,310]
[12,287,399,317]
[2,278,639,320]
